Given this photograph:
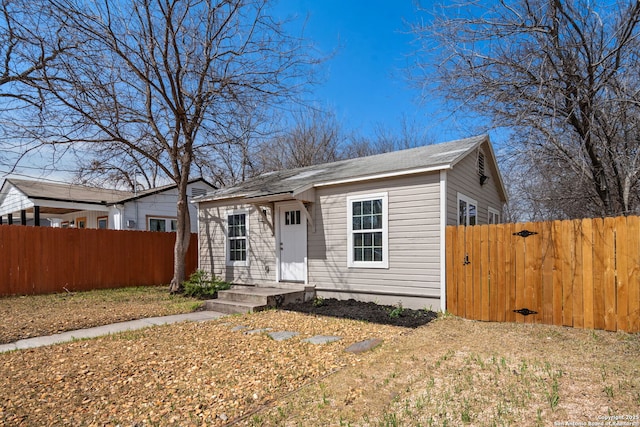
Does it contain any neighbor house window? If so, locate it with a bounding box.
[458,193,478,226]
[488,207,500,224]
[147,216,177,232]
[97,216,108,229]
[347,193,388,269]
[227,211,248,265]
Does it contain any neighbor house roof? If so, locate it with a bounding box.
[196,134,505,203]
[4,178,133,205]
[1,177,215,206]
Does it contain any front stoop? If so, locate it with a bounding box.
[204,285,314,315]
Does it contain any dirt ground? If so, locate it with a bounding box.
[0,286,202,344]
[1,288,638,426]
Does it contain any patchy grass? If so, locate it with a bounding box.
[0,286,202,344]
[0,295,637,426]
[253,316,640,426]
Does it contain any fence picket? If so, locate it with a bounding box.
[464,226,475,318]
[541,221,554,325]
[627,216,640,332]
[603,217,617,331]
[495,224,506,322]
[446,225,457,315]
[480,225,490,321]
[572,219,584,329]
[581,218,595,329]
[455,225,466,318]
[615,216,629,332]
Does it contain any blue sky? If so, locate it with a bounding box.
[273,0,482,143]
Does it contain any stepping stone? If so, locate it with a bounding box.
[231,325,249,332]
[345,338,383,354]
[244,328,272,335]
[302,335,342,344]
[268,331,299,341]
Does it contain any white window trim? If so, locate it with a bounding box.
[225,209,250,267]
[488,207,501,224]
[347,192,389,269]
[457,193,478,226]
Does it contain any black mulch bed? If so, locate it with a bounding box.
[282,298,438,328]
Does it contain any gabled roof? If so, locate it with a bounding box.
[197,135,505,203]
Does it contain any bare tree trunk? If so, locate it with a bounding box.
[169,167,192,293]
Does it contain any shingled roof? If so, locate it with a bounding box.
[198,134,492,203]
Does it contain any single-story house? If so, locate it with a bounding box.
[0,178,215,233]
[194,135,507,310]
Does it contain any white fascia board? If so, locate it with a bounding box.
[312,164,452,189]
[30,198,108,212]
[192,193,249,204]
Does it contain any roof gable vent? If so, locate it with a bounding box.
[191,187,207,197]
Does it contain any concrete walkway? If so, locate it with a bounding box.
[0,311,225,353]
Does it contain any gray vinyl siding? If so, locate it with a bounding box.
[308,173,442,308]
[447,141,505,225]
[198,200,276,285]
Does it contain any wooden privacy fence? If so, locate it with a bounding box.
[446,215,640,333]
[0,226,198,296]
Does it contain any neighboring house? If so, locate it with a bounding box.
[0,178,215,233]
[195,135,507,311]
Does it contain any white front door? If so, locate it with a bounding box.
[277,202,307,282]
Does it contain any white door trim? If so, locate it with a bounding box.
[276,201,308,283]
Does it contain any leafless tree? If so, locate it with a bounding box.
[0,0,73,171]
[413,0,640,219]
[256,107,344,171]
[341,115,433,159]
[34,0,316,291]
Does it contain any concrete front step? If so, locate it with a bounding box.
[203,299,265,315]
[204,285,311,315]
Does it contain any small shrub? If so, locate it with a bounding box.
[312,296,325,307]
[388,302,404,319]
[182,270,231,299]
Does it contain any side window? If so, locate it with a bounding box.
[227,212,248,265]
[347,193,388,269]
[147,217,177,232]
[148,218,167,231]
[488,207,500,224]
[97,216,108,229]
[457,193,478,226]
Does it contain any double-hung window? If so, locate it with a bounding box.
[457,193,478,226]
[347,193,388,268]
[227,211,248,265]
